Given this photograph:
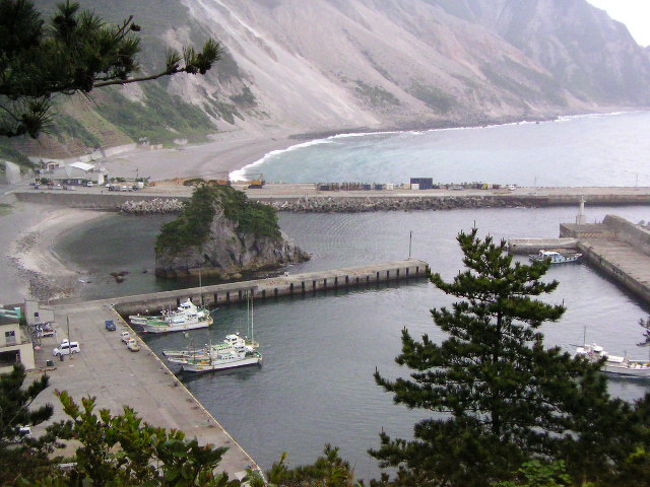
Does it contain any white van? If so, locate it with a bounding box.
[53,339,80,356]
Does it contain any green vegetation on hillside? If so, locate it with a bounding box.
[156,185,281,255]
[408,81,459,113]
[95,83,216,144]
[354,81,400,107]
[1,0,219,140]
[49,112,102,148]
[0,142,33,171]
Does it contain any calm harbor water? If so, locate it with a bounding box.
[232,111,650,187]
[57,205,650,479]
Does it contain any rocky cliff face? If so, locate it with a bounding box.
[15,0,650,158]
[155,186,309,278]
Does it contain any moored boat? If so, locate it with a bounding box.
[575,343,650,378]
[529,250,582,264]
[162,333,258,360]
[171,345,262,373]
[129,299,213,333]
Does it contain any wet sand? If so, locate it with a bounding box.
[0,201,108,303]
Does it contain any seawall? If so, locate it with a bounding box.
[13,187,650,213]
[560,216,650,305]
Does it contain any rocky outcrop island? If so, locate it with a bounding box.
[155,185,309,279]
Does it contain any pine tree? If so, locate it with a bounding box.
[371,229,631,486]
[0,0,220,138]
[0,364,58,485]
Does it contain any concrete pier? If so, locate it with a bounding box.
[508,238,578,255]
[30,301,258,478]
[108,260,429,315]
[560,216,650,304]
[28,260,428,477]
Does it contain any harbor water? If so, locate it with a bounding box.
[56,205,650,479]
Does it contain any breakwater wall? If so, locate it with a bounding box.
[507,238,578,255]
[263,196,532,212]
[559,215,650,306]
[14,189,650,214]
[109,260,429,315]
[577,241,650,304]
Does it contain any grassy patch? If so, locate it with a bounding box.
[0,142,34,172]
[354,81,400,107]
[408,82,458,113]
[95,82,215,143]
[0,203,13,216]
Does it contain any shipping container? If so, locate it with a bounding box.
[410,178,433,189]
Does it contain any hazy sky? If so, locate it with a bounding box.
[587,0,650,46]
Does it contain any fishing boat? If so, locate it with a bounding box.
[529,250,582,264]
[164,291,262,373]
[170,345,262,373]
[162,333,258,360]
[575,343,650,378]
[129,298,213,333]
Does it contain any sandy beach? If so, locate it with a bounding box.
[102,128,301,182]
[1,202,108,303]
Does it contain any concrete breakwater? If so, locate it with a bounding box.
[13,188,650,214]
[119,198,184,214]
[264,196,531,212]
[109,260,429,315]
[561,216,650,305]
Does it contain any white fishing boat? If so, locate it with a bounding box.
[575,343,650,378]
[165,291,262,373]
[172,345,262,373]
[529,250,582,264]
[129,299,213,333]
[162,333,258,360]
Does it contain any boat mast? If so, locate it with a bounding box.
[251,290,254,344]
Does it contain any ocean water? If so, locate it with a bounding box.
[232,111,650,187]
[54,112,650,479]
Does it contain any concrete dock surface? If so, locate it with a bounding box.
[29,300,257,478]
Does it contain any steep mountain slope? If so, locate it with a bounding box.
[433,0,650,104]
[5,0,650,160]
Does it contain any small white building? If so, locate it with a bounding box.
[48,161,106,186]
[0,315,35,373]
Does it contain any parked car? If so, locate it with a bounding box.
[120,331,131,343]
[53,339,80,356]
[104,320,116,331]
[126,338,140,352]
